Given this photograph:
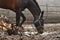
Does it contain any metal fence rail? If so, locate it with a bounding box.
[0,5,60,23]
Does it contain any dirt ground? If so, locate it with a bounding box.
[0,24,60,40]
[0,15,60,40]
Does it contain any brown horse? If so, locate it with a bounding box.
[0,0,44,34]
[20,0,41,27]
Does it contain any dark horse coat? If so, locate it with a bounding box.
[0,0,44,34]
[20,0,41,27]
[0,0,29,25]
[17,0,42,27]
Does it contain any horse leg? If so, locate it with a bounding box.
[16,0,28,27]
[16,10,25,32]
[20,13,26,27]
[16,10,20,26]
[27,0,44,34]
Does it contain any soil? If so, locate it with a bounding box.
[0,15,60,40]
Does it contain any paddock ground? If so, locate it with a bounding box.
[23,23,60,32]
[0,23,60,40]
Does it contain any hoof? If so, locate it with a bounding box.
[7,29,13,35]
[7,29,18,35]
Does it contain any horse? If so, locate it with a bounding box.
[20,0,41,27]
[0,0,44,35]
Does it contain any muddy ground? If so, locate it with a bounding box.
[0,15,60,40]
[0,24,60,40]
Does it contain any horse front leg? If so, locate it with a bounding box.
[16,11,20,26]
[27,0,44,34]
[16,10,24,32]
[16,11,26,27]
[20,13,26,27]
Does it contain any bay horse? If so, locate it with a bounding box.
[0,0,44,34]
[20,0,41,27]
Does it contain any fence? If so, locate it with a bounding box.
[0,5,60,23]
